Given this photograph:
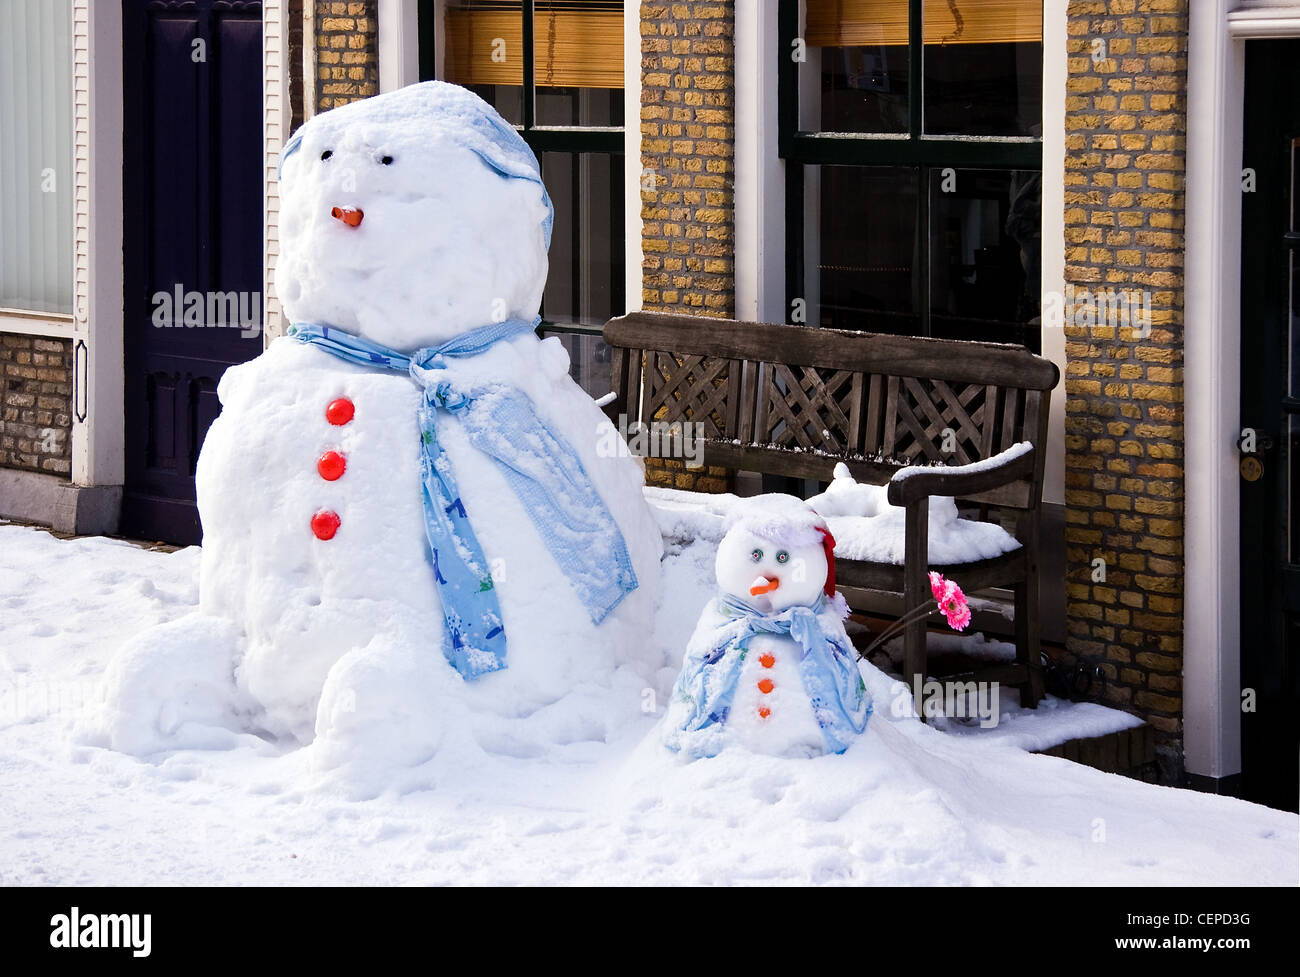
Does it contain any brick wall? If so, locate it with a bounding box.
[0,334,73,476]
[640,2,736,492]
[315,0,378,112]
[1062,0,1187,781]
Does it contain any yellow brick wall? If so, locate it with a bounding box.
[640,2,736,492]
[315,1,378,111]
[1063,0,1187,781]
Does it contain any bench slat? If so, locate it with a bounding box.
[981,384,998,458]
[1001,386,1023,451]
[847,371,865,455]
[864,373,883,455]
[738,360,757,442]
[606,313,1060,389]
[883,375,900,459]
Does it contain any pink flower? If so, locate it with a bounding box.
[928,571,951,604]
[937,578,971,631]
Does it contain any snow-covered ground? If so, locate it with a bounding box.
[0,520,1295,885]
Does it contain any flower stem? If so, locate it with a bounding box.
[859,599,939,657]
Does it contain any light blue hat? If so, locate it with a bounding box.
[278,81,554,251]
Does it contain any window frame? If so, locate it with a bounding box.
[778,0,1044,343]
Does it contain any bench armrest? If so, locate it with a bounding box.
[886,442,1036,508]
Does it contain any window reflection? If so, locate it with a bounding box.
[931,168,1041,348]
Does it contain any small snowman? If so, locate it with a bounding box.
[94,82,662,780]
[662,495,871,759]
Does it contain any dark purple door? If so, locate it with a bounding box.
[120,0,264,544]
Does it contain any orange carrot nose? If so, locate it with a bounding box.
[750,575,780,596]
[331,206,364,227]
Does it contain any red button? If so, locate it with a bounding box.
[758,707,771,719]
[317,450,346,481]
[326,398,354,426]
[759,653,775,668]
[311,510,341,540]
[757,678,774,694]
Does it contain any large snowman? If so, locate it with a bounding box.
[95,82,663,781]
[662,496,871,759]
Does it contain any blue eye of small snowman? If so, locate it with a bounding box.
[776,550,790,564]
[320,150,333,161]
[750,548,763,562]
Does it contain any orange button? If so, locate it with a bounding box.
[757,678,774,694]
[758,707,771,719]
[759,653,775,668]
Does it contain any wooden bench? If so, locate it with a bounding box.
[602,311,1060,709]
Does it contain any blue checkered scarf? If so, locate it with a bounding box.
[665,593,871,755]
[289,318,638,679]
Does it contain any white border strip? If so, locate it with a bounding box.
[0,311,75,340]
[264,0,289,341]
[1183,0,1245,780]
[734,0,784,323]
[378,0,420,92]
[623,0,643,314]
[73,0,124,488]
[1041,0,1067,506]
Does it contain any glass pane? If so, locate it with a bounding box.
[1290,414,1299,565]
[540,152,624,328]
[536,86,623,128]
[1290,137,1299,397]
[0,0,73,314]
[923,0,1043,136]
[442,0,523,125]
[929,168,1040,350]
[1290,139,1299,563]
[801,0,910,133]
[811,165,919,332]
[540,330,614,400]
[534,0,624,126]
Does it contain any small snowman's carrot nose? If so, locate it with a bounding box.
[331,206,364,227]
[750,575,780,596]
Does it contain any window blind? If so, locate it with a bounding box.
[444,1,624,90]
[0,0,73,315]
[806,0,1042,47]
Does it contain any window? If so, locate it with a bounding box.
[430,0,625,396]
[781,0,1043,350]
[0,0,73,316]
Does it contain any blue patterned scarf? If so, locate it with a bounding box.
[666,593,871,755]
[289,319,638,680]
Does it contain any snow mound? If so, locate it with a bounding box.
[2,523,1297,883]
[806,464,1020,565]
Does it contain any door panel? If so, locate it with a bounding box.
[1240,39,1300,812]
[121,0,263,544]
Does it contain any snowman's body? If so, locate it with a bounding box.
[96,82,663,776]
[725,633,827,757]
[662,496,870,759]
[198,332,659,744]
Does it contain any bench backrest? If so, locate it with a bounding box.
[603,312,1059,510]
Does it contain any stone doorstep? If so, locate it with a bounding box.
[0,468,121,537]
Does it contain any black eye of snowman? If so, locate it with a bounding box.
[776,550,790,564]
[379,154,394,165]
[320,150,333,161]
[750,547,763,563]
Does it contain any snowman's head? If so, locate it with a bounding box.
[275,82,553,351]
[715,496,837,613]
